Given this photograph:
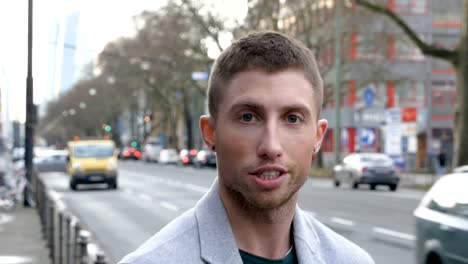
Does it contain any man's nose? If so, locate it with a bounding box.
[257,122,283,160]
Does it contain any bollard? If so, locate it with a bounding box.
[74,223,82,264]
[78,231,91,264]
[48,202,55,264]
[58,211,63,264]
[66,215,72,264]
[94,252,107,264]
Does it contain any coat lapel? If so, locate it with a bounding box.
[293,206,326,264]
[195,179,243,264]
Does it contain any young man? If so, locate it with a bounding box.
[120,31,374,264]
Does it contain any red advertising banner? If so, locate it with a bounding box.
[402,107,417,122]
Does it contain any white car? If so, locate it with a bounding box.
[333,153,400,191]
[159,149,179,165]
[453,165,468,173]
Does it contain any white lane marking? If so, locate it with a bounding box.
[330,217,355,226]
[372,227,415,241]
[121,170,209,194]
[160,201,179,212]
[184,183,209,194]
[138,194,152,202]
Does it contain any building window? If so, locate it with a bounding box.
[432,80,455,107]
[432,90,445,107]
[389,35,424,61]
[394,80,425,107]
[389,0,427,15]
[432,34,458,74]
[432,0,462,28]
[350,33,384,61]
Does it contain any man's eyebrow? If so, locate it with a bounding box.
[229,101,264,112]
[281,104,313,117]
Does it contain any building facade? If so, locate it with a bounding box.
[300,0,462,170]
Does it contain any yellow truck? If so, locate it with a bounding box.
[67,140,118,190]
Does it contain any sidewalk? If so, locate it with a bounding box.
[0,152,49,264]
[0,206,49,264]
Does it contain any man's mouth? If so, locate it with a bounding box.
[249,165,287,180]
[256,171,281,180]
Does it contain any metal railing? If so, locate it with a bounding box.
[34,174,110,264]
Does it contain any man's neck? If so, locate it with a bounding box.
[220,188,297,259]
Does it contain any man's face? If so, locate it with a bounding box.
[212,69,327,210]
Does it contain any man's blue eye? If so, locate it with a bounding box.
[241,113,254,122]
[288,115,300,123]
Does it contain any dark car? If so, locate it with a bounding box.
[179,149,198,166]
[120,147,142,160]
[194,150,217,168]
[414,173,468,264]
[35,150,68,173]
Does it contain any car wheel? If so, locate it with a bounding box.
[334,180,340,187]
[70,181,77,190]
[370,184,376,190]
[352,182,359,189]
[389,184,398,191]
[108,179,118,189]
[426,252,442,264]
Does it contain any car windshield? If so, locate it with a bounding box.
[360,155,392,163]
[73,145,114,158]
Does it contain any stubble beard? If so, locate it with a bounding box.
[225,176,302,222]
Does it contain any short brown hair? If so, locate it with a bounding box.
[207,31,323,122]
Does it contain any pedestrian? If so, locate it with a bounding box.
[436,149,447,177]
[119,31,374,264]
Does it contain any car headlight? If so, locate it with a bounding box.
[73,163,82,172]
[107,161,117,171]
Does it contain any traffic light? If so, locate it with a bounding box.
[144,115,151,123]
[131,141,138,148]
[105,125,112,132]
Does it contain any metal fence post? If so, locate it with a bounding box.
[58,211,63,264]
[48,202,55,264]
[66,215,72,264]
[78,231,91,264]
[74,223,81,264]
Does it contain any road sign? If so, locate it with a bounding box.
[361,128,376,147]
[364,85,375,107]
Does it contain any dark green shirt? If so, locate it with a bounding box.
[239,246,298,264]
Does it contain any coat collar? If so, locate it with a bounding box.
[195,179,324,264]
[195,179,243,264]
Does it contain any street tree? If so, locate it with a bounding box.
[354,0,466,166]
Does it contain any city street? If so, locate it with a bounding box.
[40,160,425,264]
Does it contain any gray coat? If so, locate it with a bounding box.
[119,180,374,264]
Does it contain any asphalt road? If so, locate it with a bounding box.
[40,160,425,264]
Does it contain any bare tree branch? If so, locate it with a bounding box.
[354,0,459,66]
[180,0,224,52]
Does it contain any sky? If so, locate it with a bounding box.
[0,0,246,130]
[0,0,166,124]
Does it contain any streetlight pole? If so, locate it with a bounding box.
[333,0,342,164]
[24,0,35,206]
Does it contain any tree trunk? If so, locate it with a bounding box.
[455,2,468,166]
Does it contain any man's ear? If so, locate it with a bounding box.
[314,119,328,154]
[200,115,216,149]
